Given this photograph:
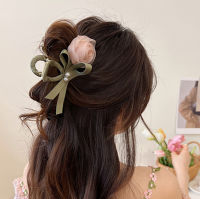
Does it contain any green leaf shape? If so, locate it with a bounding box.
[148,180,156,189]
[189,153,194,167]
[152,167,160,172]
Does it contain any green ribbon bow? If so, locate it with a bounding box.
[30,49,92,115]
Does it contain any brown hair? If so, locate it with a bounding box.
[20,16,157,199]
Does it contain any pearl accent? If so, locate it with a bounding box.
[64,77,68,81]
[65,72,70,77]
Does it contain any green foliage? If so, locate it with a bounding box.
[189,152,195,167]
[159,152,195,168]
[159,156,173,168]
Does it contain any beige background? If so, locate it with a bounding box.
[1,0,200,198]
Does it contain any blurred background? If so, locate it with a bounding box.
[0,0,200,198]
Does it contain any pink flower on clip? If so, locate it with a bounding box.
[150,173,157,182]
[144,189,153,199]
[67,35,96,64]
[154,150,165,157]
[168,135,185,153]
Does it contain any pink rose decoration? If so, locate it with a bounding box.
[67,35,96,64]
[168,135,185,153]
[154,150,165,157]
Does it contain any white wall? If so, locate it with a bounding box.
[0,0,200,197]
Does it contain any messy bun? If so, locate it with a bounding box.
[41,19,77,60]
[20,16,156,199]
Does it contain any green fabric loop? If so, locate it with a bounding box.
[42,60,64,82]
[30,55,47,77]
[59,49,71,69]
[30,49,93,115]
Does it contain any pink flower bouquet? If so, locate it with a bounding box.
[143,128,195,168]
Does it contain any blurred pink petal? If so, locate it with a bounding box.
[172,135,185,143]
[154,150,165,157]
[168,135,185,152]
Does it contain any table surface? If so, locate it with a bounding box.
[188,170,200,199]
[189,190,200,199]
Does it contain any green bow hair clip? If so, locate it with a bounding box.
[30,49,92,115]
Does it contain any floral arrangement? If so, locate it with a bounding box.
[142,128,195,168]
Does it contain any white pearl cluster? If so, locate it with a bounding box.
[64,72,70,81]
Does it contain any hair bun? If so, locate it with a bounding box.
[41,19,77,60]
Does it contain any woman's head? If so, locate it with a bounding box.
[21,16,157,199]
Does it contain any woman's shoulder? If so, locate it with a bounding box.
[13,176,29,198]
[115,165,182,199]
[131,166,183,199]
[12,162,29,199]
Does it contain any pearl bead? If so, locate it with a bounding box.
[65,72,70,77]
[64,77,68,81]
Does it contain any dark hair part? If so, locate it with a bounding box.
[20,16,157,199]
